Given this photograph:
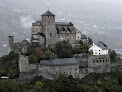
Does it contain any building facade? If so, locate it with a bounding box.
[89,42,108,55]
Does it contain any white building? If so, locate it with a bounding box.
[89,42,108,55]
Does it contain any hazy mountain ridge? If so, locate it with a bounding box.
[0,1,122,55]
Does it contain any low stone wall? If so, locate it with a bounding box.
[74,53,88,67]
[88,55,110,68]
[79,68,89,79]
[18,55,112,83]
[38,64,79,79]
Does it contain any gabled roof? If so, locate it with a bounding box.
[42,11,55,16]
[40,58,78,66]
[95,42,108,49]
[81,34,87,39]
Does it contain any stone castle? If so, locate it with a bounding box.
[8,10,112,82]
[31,11,81,48]
[8,11,85,54]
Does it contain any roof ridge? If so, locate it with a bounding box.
[42,11,55,16]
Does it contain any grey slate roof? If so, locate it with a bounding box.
[56,22,73,26]
[36,21,41,23]
[81,34,87,39]
[95,42,108,49]
[42,11,55,16]
[40,58,78,66]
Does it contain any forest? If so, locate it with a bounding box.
[0,71,122,92]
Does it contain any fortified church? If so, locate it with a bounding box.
[31,11,81,48]
[8,11,82,53]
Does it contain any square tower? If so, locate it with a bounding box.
[41,11,57,47]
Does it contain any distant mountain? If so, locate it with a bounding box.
[0,5,122,56]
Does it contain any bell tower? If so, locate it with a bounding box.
[41,11,57,47]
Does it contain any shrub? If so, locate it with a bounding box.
[55,42,73,58]
[42,50,55,60]
[29,55,38,63]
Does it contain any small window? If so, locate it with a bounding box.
[93,60,95,63]
[50,33,52,37]
[36,28,38,31]
[97,60,98,63]
[78,36,79,38]
[67,35,68,37]
[99,50,101,51]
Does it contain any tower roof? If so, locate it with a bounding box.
[42,11,55,16]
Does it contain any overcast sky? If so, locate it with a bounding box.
[0,0,122,26]
[1,0,122,17]
[1,0,122,9]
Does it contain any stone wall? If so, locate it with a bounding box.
[79,68,89,79]
[88,55,111,73]
[38,64,79,80]
[18,55,29,73]
[42,16,57,47]
[8,36,30,54]
[18,55,38,83]
[18,55,112,82]
[75,53,88,67]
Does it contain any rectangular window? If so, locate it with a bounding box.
[50,33,52,37]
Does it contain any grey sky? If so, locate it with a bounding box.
[1,0,122,16]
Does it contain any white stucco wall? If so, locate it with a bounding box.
[89,43,108,55]
[76,30,81,40]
